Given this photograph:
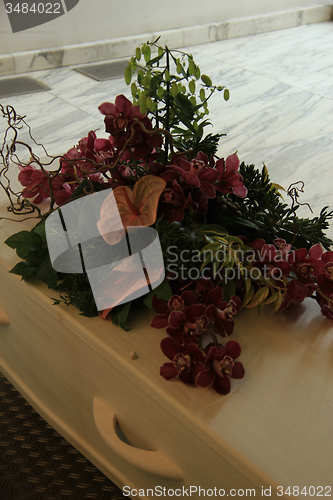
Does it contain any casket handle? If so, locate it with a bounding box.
[0,304,10,325]
[93,397,184,480]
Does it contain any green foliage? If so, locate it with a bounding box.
[143,280,173,310]
[125,37,229,157]
[236,163,333,249]
[53,273,98,317]
[207,162,333,250]
[111,301,132,330]
[5,220,59,288]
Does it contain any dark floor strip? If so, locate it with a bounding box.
[0,372,124,499]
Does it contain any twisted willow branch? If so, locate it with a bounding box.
[0,105,183,221]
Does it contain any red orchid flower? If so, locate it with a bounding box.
[214,153,247,198]
[166,301,208,345]
[18,165,50,204]
[288,244,324,283]
[160,337,205,385]
[163,151,218,198]
[150,292,194,329]
[315,291,333,319]
[317,251,333,297]
[205,286,242,337]
[253,243,290,278]
[160,180,193,223]
[98,95,143,136]
[278,279,313,312]
[196,341,245,395]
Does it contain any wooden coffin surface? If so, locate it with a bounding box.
[0,200,332,499]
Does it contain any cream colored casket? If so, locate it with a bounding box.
[0,199,332,500]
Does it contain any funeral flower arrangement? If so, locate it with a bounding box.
[1,40,333,396]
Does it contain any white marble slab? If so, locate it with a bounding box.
[0,5,332,76]
[0,22,332,235]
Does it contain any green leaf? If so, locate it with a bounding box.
[33,219,46,241]
[158,46,164,57]
[174,93,194,119]
[200,88,205,101]
[223,235,244,246]
[37,256,59,288]
[176,63,182,74]
[5,231,42,255]
[124,65,132,85]
[135,47,141,60]
[197,224,228,236]
[242,283,254,308]
[9,261,38,280]
[200,242,222,254]
[143,281,172,310]
[155,281,172,301]
[247,287,270,308]
[224,88,230,101]
[201,74,212,86]
[165,69,170,81]
[261,290,279,306]
[111,301,132,330]
[222,279,236,302]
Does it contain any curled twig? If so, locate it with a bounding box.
[287,181,313,213]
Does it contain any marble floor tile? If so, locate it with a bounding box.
[0,22,332,222]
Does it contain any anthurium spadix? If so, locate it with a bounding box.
[45,185,165,313]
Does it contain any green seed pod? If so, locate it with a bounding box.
[224,88,230,101]
[144,45,151,63]
[131,82,137,96]
[139,95,147,115]
[195,66,201,80]
[201,74,212,87]
[143,74,151,88]
[135,47,141,61]
[157,86,164,97]
[200,88,205,101]
[124,65,132,85]
[171,82,179,97]
[188,60,195,76]
[177,63,182,74]
[151,101,158,112]
[189,80,196,94]
[137,70,143,85]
